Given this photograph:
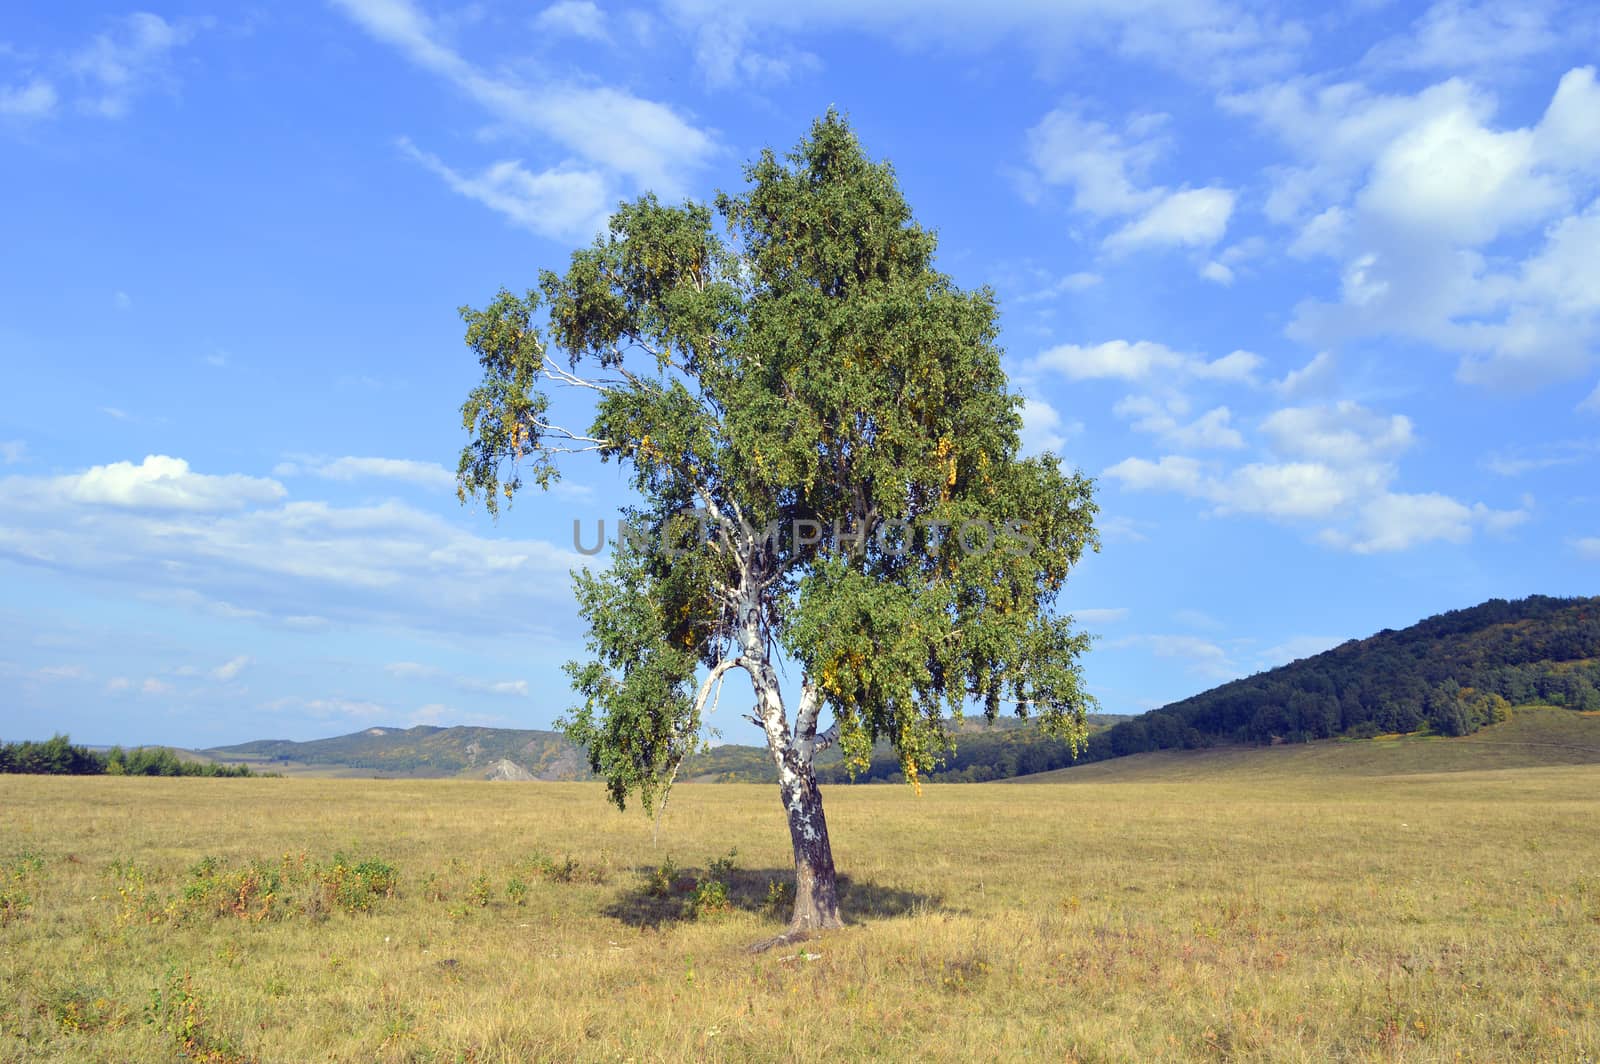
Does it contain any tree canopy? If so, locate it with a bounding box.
[455,112,1098,936]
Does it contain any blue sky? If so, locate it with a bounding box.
[3,0,1598,748]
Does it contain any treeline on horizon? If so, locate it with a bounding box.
[817,595,1600,784]
[0,735,263,777]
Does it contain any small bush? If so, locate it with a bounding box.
[645,857,679,898]
[317,854,398,915]
[689,878,731,919]
[468,873,491,908]
[505,876,529,906]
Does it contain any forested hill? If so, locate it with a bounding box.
[1076,594,1600,764]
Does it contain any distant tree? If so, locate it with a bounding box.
[453,113,1099,939]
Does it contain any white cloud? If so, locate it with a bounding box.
[1033,340,1261,384]
[212,656,251,682]
[533,1,609,42]
[1233,67,1600,390]
[1363,0,1570,72]
[1018,396,1077,456]
[1107,187,1236,251]
[70,12,206,118]
[1103,455,1207,495]
[282,454,456,491]
[1115,396,1244,450]
[332,0,713,194]
[661,0,1306,86]
[397,140,610,241]
[1074,607,1129,625]
[1575,536,1600,560]
[1582,382,1600,413]
[0,78,57,118]
[1200,261,1234,285]
[17,455,288,512]
[1260,402,1414,465]
[0,457,585,636]
[689,14,819,88]
[1109,633,1235,678]
[1321,493,1526,554]
[113,290,132,310]
[1106,392,1527,552]
[1273,351,1336,397]
[0,441,26,465]
[141,677,173,696]
[1025,104,1235,253]
[1026,107,1166,216]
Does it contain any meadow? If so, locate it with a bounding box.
[3,727,1599,1061]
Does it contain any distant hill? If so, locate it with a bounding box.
[206,725,590,780]
[1014,706,1600,784]
[685,714,1133,785]
[205,715,1132,783]
[1065,594,1600,769]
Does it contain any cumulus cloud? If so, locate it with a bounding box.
[0,456,584,636]
[1018,396,1078,456]
[1106,187,1236,252]
[278,454,457,491]
[1260,402,1413,465]
[1362,0,1572,72]
[331,0,712,194]
[1104,397,1527,551]
[1024,103,1235,252]
[533,0,610,42]
[398,139,610,241]
[1230,66,1600,390]
[0,78,58,118]
[1575,536,1600,560]
[1273,351,1337,397]
[1115,396,1245,450]
[1033,340,1262,384]
[7,455,288,512]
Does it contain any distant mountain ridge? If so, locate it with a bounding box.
[1068,594,1600,767]
[207,725,591,780]
[204,715,1133,782]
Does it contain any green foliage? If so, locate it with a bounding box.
[0,735,262,777]
[505,876,529,906]
[145,969,254,1063]
[645,857,680,898]
[457,112,1098,812]
[316,854,398,915]
[1072,595,1600,764]
[689,850,738,920]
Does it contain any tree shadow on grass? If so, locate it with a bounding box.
[603,865,939,930]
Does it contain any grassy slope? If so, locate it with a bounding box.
[1014,706,1600,783]
[3,758,1599,1060]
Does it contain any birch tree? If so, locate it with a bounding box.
[455,112,1098,939]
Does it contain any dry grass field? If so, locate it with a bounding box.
[3,722,1599,1061]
